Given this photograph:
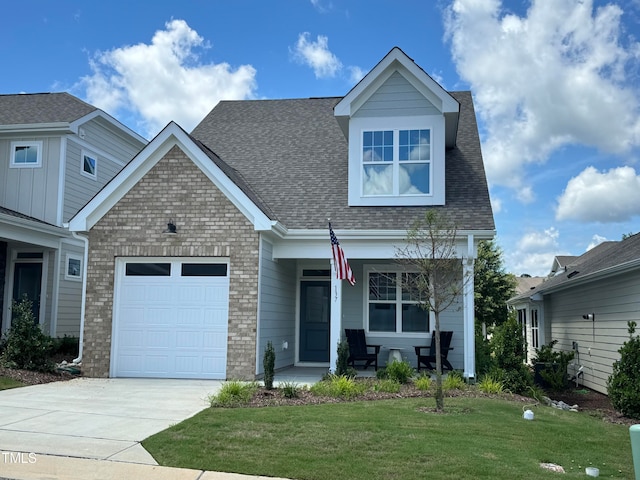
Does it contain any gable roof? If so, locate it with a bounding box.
[511,235,640,301]
[0,93,96,126]
[0,92,147,143]
[191,91,493,232]
[334,47,460,148]
[68,122,276,232]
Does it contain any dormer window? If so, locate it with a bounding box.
[362,129,431,196]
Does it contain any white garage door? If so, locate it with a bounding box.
[112,258,229,379]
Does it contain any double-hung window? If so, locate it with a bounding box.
[362,129,431,196]
[367,271,429,333]
[11,141,42,168]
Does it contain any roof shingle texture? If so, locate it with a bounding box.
[191,92,494,231]
[0,93,96,125]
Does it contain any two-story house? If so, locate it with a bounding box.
[69,47,495,380]
[0,93,147,339]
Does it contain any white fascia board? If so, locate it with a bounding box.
[0,214,68,248]
[0,122,72,134]
[68,122,275,233]
[271,229,494,260]
[71,110,148,145]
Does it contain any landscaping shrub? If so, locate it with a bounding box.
[373,379,401,393]
[532,340,574,391]
[310,374,366,399]
[375,367,388,380]
[607,321,640,419]
[51,335,79,358]
[385,359,414,384]
[1,298,54,372]
[478,374,504,394]
[414,373,432,391]
[280,381,302,399]
[209,380,259,407]
[475,326,495,376]
[263,341,275,390]
[490,312,533,395]
[443,370,466,390]
[335,339,350,376]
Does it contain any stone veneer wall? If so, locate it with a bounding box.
[83,145,260,379]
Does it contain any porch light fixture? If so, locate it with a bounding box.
[163,220,177,234]
[582,313,594,321]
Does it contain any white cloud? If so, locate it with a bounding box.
[556,166,640,222]
[77,19,257,138]
[291,33,342,78]
[586,234,608,251]
[445,0,640,196]
[348,66,367,84]
[505,227,562,276]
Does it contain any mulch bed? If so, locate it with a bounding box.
[0,366,76,385]
[2,366,636,426]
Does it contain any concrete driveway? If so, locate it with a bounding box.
[0,378,221,464]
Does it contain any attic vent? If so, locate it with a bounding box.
[567,270,579,278]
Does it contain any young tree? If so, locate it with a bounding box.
[396,210,471,411]
[474,240,517,330]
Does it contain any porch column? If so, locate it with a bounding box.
[329,258,342,373]
[463,257,476,379]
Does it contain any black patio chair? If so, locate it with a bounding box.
[344,329,381,371]
[414,331,454,372]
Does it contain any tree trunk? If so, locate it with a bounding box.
[434,310,444,411]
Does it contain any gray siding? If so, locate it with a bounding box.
[546,269,640,394]
[0,136,61,224]
[41,250,56,335]
[257,239,297,373]
[344,260,465,370]
[63,117,145,221]
[354,71,440,118]
[55,242,83,337]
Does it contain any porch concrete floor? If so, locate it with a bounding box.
[273,366,377,385]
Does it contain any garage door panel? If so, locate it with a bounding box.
[146,308,174,325]
[202,331,226,349]
[113,259,229,379]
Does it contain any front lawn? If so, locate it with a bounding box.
[143,396,634,479]
[0,377,25,390]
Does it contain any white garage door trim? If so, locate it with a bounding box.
[111,257,229,379]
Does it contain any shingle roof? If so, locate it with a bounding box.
[0,205,55,226]
[512,235,640,300]
[190,92,494,231]
[0,92,96,125]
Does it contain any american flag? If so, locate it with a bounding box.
[329,223,356,285]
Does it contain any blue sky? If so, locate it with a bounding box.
[2,0,640,276]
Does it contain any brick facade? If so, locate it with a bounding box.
[83,145,260,379]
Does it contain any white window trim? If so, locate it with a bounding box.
[81,149,98,180]
[348,115,445,207]
[362,128,432,197]
[10,141,43,168]
[65,254,83,281]
[363,265,430,338]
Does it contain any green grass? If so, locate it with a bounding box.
[143,397,634,480]
[0,377,25,390]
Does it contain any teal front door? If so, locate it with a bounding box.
[12,262,42,324]
[299,281,330,362]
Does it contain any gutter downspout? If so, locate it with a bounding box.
[71,231,88,364]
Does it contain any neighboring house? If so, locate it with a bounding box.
[510,275,545,361]
[0,93,147,339]
[508,236,640,394]
[69,47,495,380]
